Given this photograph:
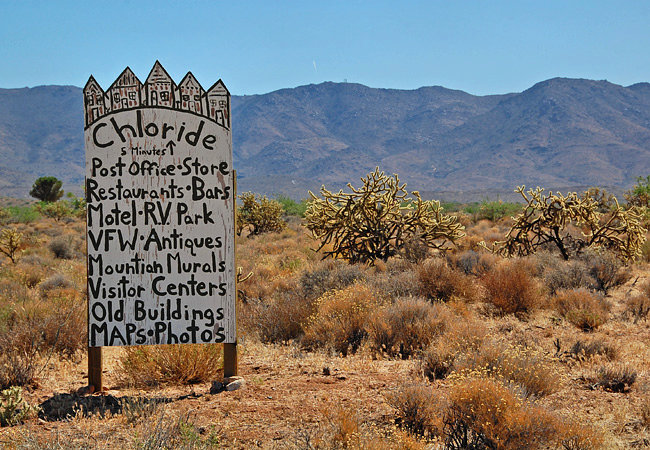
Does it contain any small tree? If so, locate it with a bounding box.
[237,192,287,236]
[29,176,64,202]
[485,186,646,261]
[304,168,464,264]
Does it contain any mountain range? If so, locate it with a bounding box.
[0,78,649,200]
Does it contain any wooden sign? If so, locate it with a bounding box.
[83,62,235,348]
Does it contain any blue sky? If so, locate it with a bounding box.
[1,0,649,95]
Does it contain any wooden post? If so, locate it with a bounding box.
[88,346,102,392]
[86,174,103,393]
[223,170,238,378]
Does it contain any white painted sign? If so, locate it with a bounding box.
[84,62,235,346]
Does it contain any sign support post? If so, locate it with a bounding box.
[88,346,102,392]
[223,171,238,378]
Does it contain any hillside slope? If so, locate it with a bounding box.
[0,79,649,198]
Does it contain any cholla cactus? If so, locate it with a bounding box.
[237,192,286,236]
[0,386,39,426]
[486,186,646,261]
[304,168,464,264]
[0,227,25,264]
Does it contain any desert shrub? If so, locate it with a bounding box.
[385,384,439,437]
[12,262,49,288]
[304,168,464,264]
[557,422,606,450]
[452,340,559,398]
[417,258,478,303]
[626,292,650,321]
[482,261,545,316]
[0,287,85,366]
[581,249,631,294]
[367,267,421,300]
[237,192,286,236]
[0,209,11,226]
[5,206,40,224]
[0,386,39,426]
[641,395,650,428]
[39,273,74,297]
[40,288,86,358]
[478,200,521,221]
[625,291,650,323]
[118,344,223,387]
[48,235,76,259]
[275,195,308,217]
[534,252,595,295]
[591,364,637,392]
[451,249,498,276]
[299,260,365,300]
[367,297,449,358]
[302,284,379,356]
[625,175,650,208]
[399,234,431,262]
[485,186,647,261]
[419,319,488,381]
[569,339,618,361]
[555,289,610,331]
[246,292,316,343]
[443,378,559,450]
[0,329,40,389]
[121,397,162,425]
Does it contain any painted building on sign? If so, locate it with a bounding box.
[144,61,176,108]
[83,76,108,126]
[178,72,205,114]
[206,80,230,129]
[84,61,231,130]
[108,67,143,112]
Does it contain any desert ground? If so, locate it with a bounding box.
[0,197,649,449]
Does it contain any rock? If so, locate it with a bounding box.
[210,381,226,394]
[225,378,245,391]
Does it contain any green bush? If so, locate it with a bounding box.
[5,206,40,224]
[275,195,308,217]
[478,200,521,221]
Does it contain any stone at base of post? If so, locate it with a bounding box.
[88,346,103,393]
[223,342,237,378]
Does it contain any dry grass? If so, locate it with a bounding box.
[302,283,381,356]
[569,338,618,361]
[367,297,449,358]
[385,384,440,437]
[0,211,647,447]
[450,339,560,398]
[443,377,560,449]
[481,260,546,316]
[589,364,637,393]
[554,288,610,331]
[117,344,223,387]
[417,257,479,302]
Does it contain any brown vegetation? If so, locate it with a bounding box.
[0,192,647,448]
